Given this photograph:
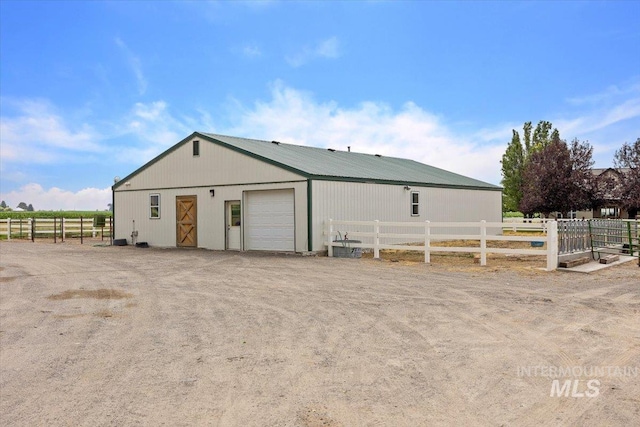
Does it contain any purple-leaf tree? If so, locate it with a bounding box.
[519,137,595,217]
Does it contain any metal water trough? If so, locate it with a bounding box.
[332,239,362,258]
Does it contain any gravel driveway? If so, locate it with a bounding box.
[1,241,638,426]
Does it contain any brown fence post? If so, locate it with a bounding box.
[110,217,113,245]
[54,217,57,243]
[31,218,35,242]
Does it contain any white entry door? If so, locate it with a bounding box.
[225,201,241,250]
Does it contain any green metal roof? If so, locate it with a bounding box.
[200,132,501,190]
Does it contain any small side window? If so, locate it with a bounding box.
[193,140,200,156]
[150,194,160,219]
[231,204,241,226]
[411,191,419,216]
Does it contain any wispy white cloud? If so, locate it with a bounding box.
[0,98,103,164]
[115,37,147,95]
[226,81,503,184]
[126,100,191,145]
[242,44,262,58]
[474,81,640,168]
[0,98,207,210]
[4,79,638,210]
[558,80,640,136]
[566,80,640,106]
[0,183,112,211]
[286,36,341,67]
[114,100,211,164]
[315,37,340,58]
[556,97,640,137]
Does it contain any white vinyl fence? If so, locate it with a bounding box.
[0,218,112,242]
[326,219,558,271]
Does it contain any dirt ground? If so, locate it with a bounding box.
[1,241,638,426]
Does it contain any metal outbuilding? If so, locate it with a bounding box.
[112,132,502,252]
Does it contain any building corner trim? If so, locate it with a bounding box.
[307,179,313,252]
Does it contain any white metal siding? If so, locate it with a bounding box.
[114,182,307,250]
[245,190,295,251]
[311,181,501,251]
[116,136,303,191]
[113,135,309,250]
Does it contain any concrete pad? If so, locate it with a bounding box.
[557,255,638,273]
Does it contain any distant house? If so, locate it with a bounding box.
[575,168,633,219]
[112,132,502,251]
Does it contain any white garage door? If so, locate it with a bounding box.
[245,189,295,251]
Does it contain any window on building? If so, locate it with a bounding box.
[411,191,419,216]
[231,204,241,226]
[150,194,160,218]
[193,140,200,156]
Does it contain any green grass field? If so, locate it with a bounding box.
[0,211,112,219]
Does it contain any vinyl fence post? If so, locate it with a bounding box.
[424,220,431,264]
[109,217,113,245]
[480,220,487,266]
[327,219,333,257]
[80,217,84,245]
[7,218,10,241]
[61,217,65,242]
[54,217,57,243]
[374,220,380,259]
[626,221,634,257]
[547,220,558,271]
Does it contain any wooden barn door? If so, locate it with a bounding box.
[176,195,197,247]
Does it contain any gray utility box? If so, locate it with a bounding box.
[332,240,362,258]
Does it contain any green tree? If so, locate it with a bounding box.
[17,202,28,210]
[530,120,557,152]
[500,121,560,212]
[500,130,524,211]
[27,204,34,212]
[0,201,6,209]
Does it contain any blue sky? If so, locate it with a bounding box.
[1,0,639,210]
